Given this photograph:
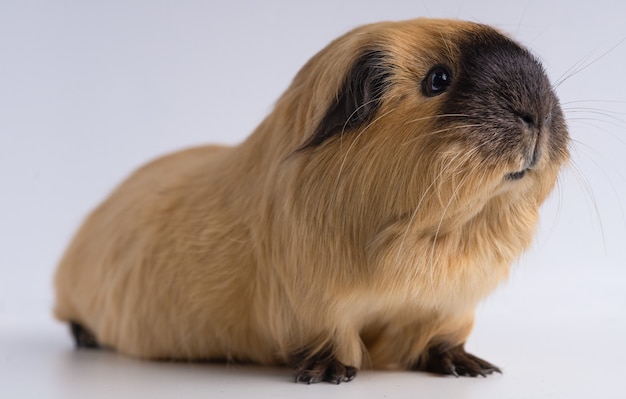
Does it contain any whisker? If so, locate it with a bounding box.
[437,30,456,62]
[567,116,626,131]
[569,120,626,149]
[401,124,482,146]
[564,107,626,119]
[428,169,473,301]
[567,151,608,253]
[402,113,471,125]
[561,99,626,106]
[554,38,626,89]
[393,150,469,265]
[553,47,600,89]
[334,107,397,193]
[340,97,385,137]
[421,0,432,17]
[330,96,394,197]
[538,174,564,253]
[567,110,626,129]
[515,0,532,37]
[570,139,626,230]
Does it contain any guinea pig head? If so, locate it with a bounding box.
[277,19,569,236]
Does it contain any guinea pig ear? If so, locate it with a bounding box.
[298,49,391,150]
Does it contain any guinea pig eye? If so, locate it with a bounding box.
[421,66,452,97]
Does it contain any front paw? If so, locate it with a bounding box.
[291,348,357,384]
[422,344,501,377]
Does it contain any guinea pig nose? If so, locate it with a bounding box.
[516,112,535,129]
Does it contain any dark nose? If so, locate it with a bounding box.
[515,111,543,169]
[516,112,536,129]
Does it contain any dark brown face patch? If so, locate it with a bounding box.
[437,28,569,170]
[300,25,569,176]
[299,50,392,150]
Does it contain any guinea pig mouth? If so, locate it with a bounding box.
[507,143,540,180]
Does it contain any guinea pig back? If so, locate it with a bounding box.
[54,18,569,383]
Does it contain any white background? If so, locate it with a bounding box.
[1,0,626,398]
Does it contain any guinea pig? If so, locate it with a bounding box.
[54,17,569,384]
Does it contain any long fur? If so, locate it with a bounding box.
[54,18,569,373]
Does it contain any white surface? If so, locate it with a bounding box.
[1,0,626,398]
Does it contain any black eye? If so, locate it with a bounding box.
[421,65,452,97]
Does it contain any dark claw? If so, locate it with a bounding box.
[291,347,358,384]
[70,321,100,349]
[295,369,323,384]
[421,344,501,378]
[344,366,357,382]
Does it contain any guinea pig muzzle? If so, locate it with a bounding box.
[506,146,538,180]
[507,112,544,181]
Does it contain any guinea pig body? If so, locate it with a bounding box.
[54,18,569,383]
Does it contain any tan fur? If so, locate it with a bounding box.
[54,18,569,370]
